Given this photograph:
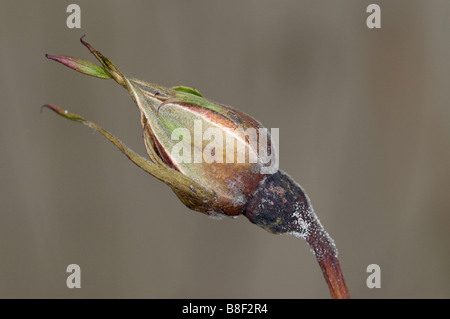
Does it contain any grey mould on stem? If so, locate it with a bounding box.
[244,170,350,299]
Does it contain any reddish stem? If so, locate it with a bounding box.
[307,226,350,299]
[244,170,350,299]
[317,255,350,299]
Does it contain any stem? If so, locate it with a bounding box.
[316,253,350,299]
[244,170,350,299]
[306,222,350,299]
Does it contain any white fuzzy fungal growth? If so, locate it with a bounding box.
[287,205,312,239]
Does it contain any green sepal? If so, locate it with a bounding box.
[45,54,112,79]
[41,104,216,206]
[171,92,223,113]
[172,86,203,97]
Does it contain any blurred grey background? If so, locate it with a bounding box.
[1,0,449,298]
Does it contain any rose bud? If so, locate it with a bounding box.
[43,36,349,299]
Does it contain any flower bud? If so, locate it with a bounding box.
[45,36,277,217]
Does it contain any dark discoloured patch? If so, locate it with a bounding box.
[244,170,311,234]
[243,170,338,261]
